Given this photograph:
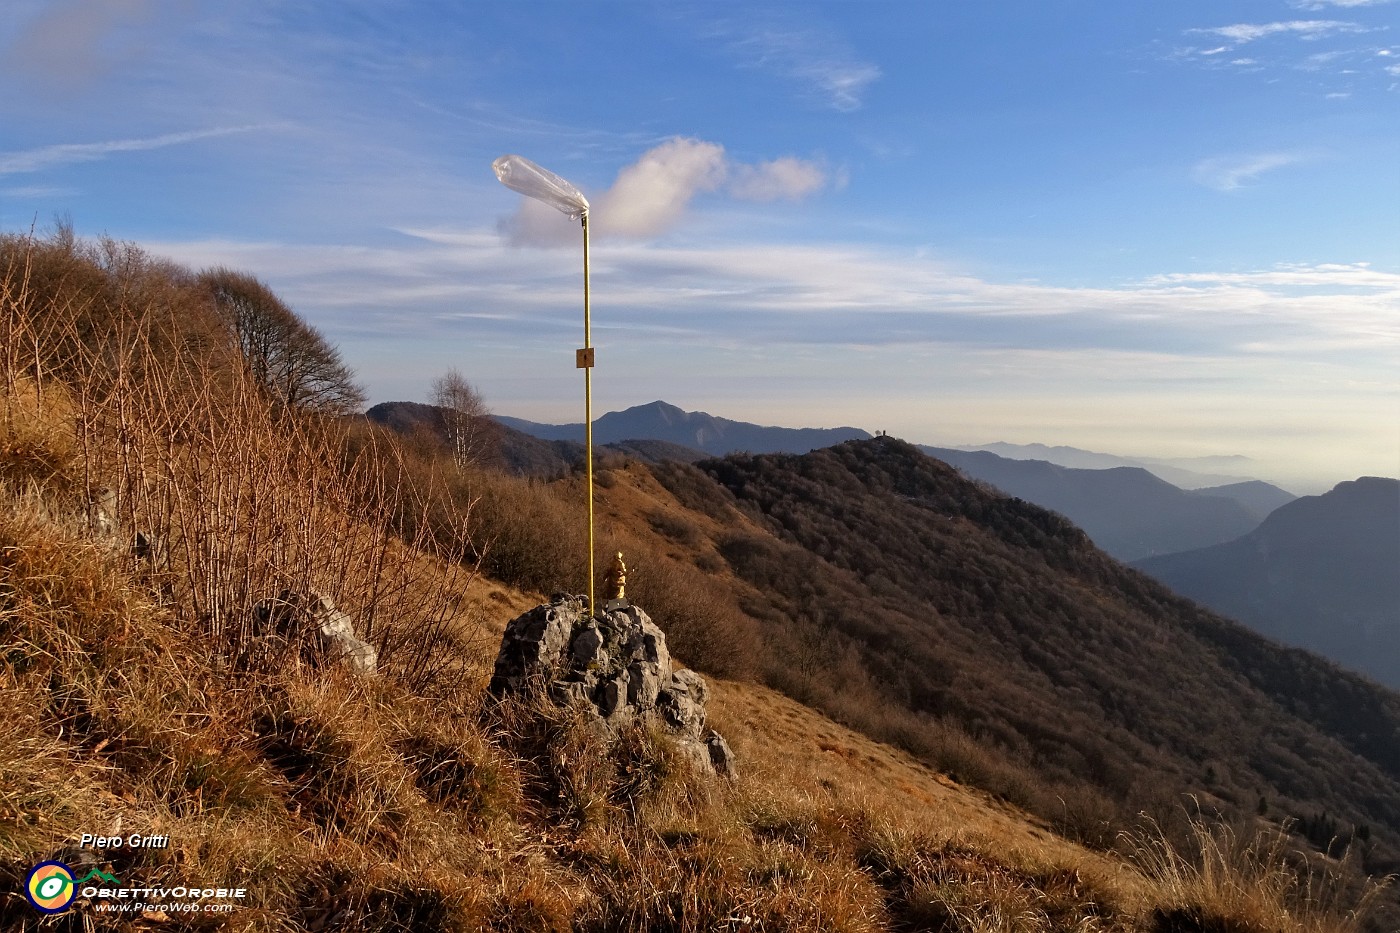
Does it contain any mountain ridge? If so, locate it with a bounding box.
[638,437,1400,887]
[954,440,1268,490]
[920,445,1270,561]
[1136,476,1400,688]
[494,400,871,456]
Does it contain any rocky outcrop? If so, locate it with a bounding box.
[250,590,378,675]
[490,595,737,779]
[86,485,117,538]
[83,486,167,569]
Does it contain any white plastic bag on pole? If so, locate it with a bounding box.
[493,154,590,219]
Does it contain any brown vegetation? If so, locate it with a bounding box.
[644,443,1400,885]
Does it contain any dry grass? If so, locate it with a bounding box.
[1126,814,1390,933]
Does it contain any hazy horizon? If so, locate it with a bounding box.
[446,394,1374,496]
[2,1,1395,496]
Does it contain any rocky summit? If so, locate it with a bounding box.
[490,595,737,779]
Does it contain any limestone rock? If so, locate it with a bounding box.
[488,596,581,694]
[489,595,736,779]
[706,731,739,779]
[252,590,378,675]
[87,486,117,538]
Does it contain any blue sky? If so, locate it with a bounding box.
[1,0,1397,491]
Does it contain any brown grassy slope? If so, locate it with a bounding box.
[649,441,1400,877]
[1,462,1381,932]
[0,417,1149,931]
[514,447,1400,925]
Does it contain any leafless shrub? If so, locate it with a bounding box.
[200,266,365,417]
[430,367,498,470]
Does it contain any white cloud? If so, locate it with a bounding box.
[144,232,1399,487]
[1191,152,1305,191]
[1174,15,1393,86]
[702,15,881,111]
[0,125,275,175]
[147,233,1400,360]
[500,139,830,245]
[1,184,79,198]
[728,157,828,202]
[1290,0,1395,9]
[804,59,882,113]
[597,138,728,238]
[1190,20,1372,47]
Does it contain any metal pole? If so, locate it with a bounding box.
[581,211,594,619]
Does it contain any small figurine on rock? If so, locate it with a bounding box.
[603,550,628,609]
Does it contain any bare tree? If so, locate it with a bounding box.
[430,368,494,469]
[200,268,365,416]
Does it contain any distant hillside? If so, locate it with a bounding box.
[366,401,707,478]
[1136,477,1400,689]
[642,439,1400,889]
[1188,480,1297,523]
[496,400,870,456]
[604,437,709,464]
[957,441,1260,489]
[922,446,1265,561]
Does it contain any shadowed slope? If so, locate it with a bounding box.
[1137,477,1400,689]
[652,438,1400,888]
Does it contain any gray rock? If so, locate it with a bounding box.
[600,672,628,719]
[489,595,584,695]
[251,590,377,675]
[87,486,117,538]
[659,668,708,736]
[627,660,662,709]
[489,598,736,779]
[674,738,714,776]
[706,731,739,780]
[572,623,608,668]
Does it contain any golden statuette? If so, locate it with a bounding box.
[604,551,627,600]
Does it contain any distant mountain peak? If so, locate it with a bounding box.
[631,400,687,420]
[495,400,870,457]
[921,444,1266,561]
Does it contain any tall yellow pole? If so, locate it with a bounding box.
[581,211,594,619]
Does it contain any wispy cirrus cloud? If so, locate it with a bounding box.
[1192,152,1307,190]
[1,185,79,198]
[1188,20,1374,48]
[144,232,1399,487]
[1289,0,1395,9]
[147,232,1400,360]
[1170,16,1395,86]
[698,13,880,111]
[0,125,278,176]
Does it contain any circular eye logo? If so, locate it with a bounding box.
[26,861,77,913]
